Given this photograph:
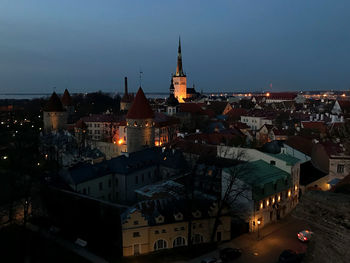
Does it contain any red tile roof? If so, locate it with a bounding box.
[126,88,154,119]
[337,100,350,112]
[225,108,247,119]
[285,136,313,156]
[321,141,348,157]
[179,103,205,114]
[301,121,327,133]
[268,92,297,100]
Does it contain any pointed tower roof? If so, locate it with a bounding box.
[44,92,65,112]
[61,89,73,106]
[126,87,154,119]
[175,37,185,77]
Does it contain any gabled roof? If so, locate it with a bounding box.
[61,89,73,106]
[206,101,229,115]
[126,87,154,119]
[44,92,65,112]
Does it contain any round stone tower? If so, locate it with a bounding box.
[126,87,155,153]
[43,92,67,132]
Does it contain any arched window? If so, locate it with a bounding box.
[173,236,186,247]
[192,234,204,244]
[154,239,167,250]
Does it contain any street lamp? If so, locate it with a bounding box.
[257,220,261,240]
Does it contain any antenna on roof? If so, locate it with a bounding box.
[139,69,143,87]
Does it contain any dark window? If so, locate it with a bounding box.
[155,230,159,234]
[108,194,111,200]
[142,174,144,183]
[115,178,118,186]
[270,160,276,165]
[108,179,111,188]
[99,182,103,190]
[161,229,166,233]
[148,172,151,179]
[82,188,86,194]
[134,221,139,225]
[135,176,138,184]
[337,164,345,173]
[133,232,140,237]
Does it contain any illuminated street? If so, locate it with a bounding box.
[180,215,308,263]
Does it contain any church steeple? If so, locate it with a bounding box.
[176,37,185,77]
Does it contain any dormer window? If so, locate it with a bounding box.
[155,215,164,224]
[192,210,202,218]
[174,212,183,221]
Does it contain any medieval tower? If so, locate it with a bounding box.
[172,37,187,103]
[126,87,155,153]
[43,91,68,132]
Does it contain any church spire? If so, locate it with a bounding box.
[176,36,184,77]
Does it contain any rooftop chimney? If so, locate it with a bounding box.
[124,77,128,95]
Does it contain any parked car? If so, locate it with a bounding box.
[278,249,304,263]
[297,230,313,242]
[219,247,242,261]
[201,257,222,263]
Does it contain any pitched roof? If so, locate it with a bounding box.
[226,160,291,200]
[301,121,327,133]
[337,100,350,110]
[44,92,65,112]
[61,89,73,106]
[285,136,313,156]
[126,87,154,119]
[267,92,297,100]
[206,101,229,115]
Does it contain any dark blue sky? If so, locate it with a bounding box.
[1,0,349,94]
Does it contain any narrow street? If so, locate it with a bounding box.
[176,215,309,263]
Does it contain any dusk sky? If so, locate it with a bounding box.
[1,0,349,94]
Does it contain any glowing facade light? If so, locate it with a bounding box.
[260,202,263,209]
[278,195,281,202]
[288,190,291,197]
[118,139,124,145]
[295,185,298,191]
[272,197,275,204]
[266,92,270,97]
[257,220,261,225]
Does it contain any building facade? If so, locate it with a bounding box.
[121,199,231,256]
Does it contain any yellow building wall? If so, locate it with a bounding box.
[122,210,231,257]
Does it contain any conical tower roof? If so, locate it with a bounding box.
[126,87,154,119]
[44,92,65,112]
[61,89,73,106]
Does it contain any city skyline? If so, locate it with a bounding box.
[1,0,350,93]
